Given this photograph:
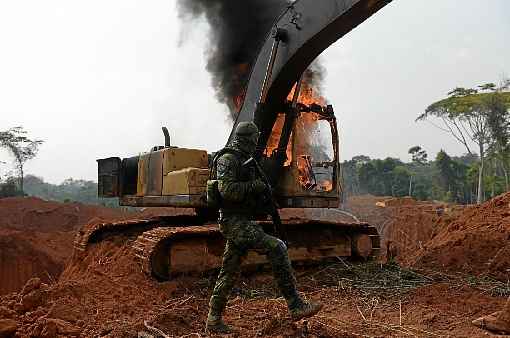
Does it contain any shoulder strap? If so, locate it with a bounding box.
[209,147,248,179]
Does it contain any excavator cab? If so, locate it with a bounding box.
[264,103,341,208]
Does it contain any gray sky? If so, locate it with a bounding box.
[0,0,508,184]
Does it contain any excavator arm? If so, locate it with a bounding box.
[229,0,392,152]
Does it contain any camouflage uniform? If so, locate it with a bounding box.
[207,148,303,322]
[206,122,321,333]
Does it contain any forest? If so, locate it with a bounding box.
[342,150,483,204]
[343,81,510,204]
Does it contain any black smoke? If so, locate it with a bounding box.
[177,0,289,119]
[177,0,326,120]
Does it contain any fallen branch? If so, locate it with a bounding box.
[355,304,367,322]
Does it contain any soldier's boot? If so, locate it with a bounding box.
[206,297,233,334]
[205,318,232,334]
[472,297,510,334]
[290,301,324,322]
[265,238,323,321]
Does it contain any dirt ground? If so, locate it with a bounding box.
[1,194,510,337]
[0,197,137,295]
[0,197,187,296]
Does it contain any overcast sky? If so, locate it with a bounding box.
[0,0,508,184]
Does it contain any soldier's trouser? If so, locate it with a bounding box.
[208,218,302,321]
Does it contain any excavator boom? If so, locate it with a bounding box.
[231,0,392,148]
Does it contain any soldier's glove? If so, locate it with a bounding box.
[251,179,268,194]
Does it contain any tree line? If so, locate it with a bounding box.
[343,79,510,204]
[23,175,118,207]
[341,150,487,204]
[417,80,510,203]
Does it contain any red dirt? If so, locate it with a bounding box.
[1,194,510,337]
[1,237,504,337]
[0,197,135,295]
[347,193,510,281]
[344,195,451,262]
[408,192,510,279]
[343,195,394,230]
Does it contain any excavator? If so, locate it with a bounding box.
[74,0,391,281]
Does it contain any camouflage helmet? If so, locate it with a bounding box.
[234,122,259,137]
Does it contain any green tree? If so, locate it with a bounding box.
[341,155,371,197]
[356,157,411,197]
[435,150,470,203]
[408,146,428,196]
[0,177,22,198]
[391,165,412,197]
[484,83,510,190]
[0,127,43,194]
[417,85,510,203]
[408,146,428,165]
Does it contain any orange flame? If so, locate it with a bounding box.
[231,63,250,112]
[263,78,333,192]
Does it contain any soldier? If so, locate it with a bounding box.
[206,121,323,334]
[472,297,510,334]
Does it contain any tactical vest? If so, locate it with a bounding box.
[206,147,253,211]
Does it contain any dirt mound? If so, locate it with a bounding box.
[0,197,132,232]
[376,196,418,207]
[0,197,135,295]
[0,238,201,337]
[344,195,454,262]
[382,203,455,263]
[2,194,510,336]
[409,192,510,279]
[0,233,61,297]
[343,195,394,230]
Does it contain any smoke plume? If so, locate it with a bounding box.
[176,0,325,120]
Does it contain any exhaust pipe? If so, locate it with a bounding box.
[162,127,170,147]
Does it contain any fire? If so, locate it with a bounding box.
[321,180,333,191]
[263,114,289,160]
[231,63,250,112]
[289,82,333,192]
[287,80,326,107]
[232,92,245,112]
[297,155,315,190]
[263,76,334,193]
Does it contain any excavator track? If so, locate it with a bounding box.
[74,218,161,252]
[132,225,223,280]
[127,219,381,281]
[73,215,205,252]
[74,214,380,281]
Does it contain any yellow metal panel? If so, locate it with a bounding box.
[137,154,149,196]
[163,148,208,175]
[147,151,164,196]
[162,168,209,196]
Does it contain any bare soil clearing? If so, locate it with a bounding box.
[0,197,187,296]
[1,194,509,337]
[0,197,136,295]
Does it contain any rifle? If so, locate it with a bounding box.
[243,157,289,246]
